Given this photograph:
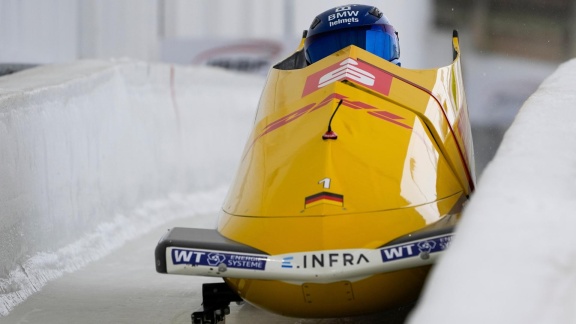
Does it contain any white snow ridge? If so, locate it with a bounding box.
[0,60,263,316]
[409,59,576,324]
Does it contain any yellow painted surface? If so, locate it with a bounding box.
[218,35,474,317]
[225,265,431,318]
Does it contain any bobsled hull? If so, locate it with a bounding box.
[155,31,475,318]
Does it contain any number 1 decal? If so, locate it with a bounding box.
[318,178,331,189]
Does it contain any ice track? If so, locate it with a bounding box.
[2,57,576,323]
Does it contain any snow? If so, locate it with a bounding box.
[409,59,576,323]
[0,188,227,318]
[0,60,263,316]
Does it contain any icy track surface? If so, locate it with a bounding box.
[0,57,574,323]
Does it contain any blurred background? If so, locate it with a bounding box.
[0,0,564,178]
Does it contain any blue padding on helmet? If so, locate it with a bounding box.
[365,25,398,63]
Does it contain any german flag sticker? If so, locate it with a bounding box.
[305,192,344,208]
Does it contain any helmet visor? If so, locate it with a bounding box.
[305,24,399,64]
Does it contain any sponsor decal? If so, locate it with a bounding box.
[329,7,360,27]
[380,235,453,262]
[305,191,344,208]
[329,17,360,27]
[302,252,369,269]
[303,58,393,97]
[367,110,412,129]
[249,94,345,146]
[319,58,375,88]
[249,93,411,150]
[281,256,294,269]
[280,252,369,269]
[257,103,317,139]
[172,249,267,271]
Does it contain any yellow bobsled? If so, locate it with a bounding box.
[155,30,474,321]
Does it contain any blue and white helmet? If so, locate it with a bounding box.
[304,4,400,65]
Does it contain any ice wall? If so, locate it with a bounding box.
[0,60,263,315]
[410,59,576,323]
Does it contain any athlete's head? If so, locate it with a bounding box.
[304,4,400,65]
